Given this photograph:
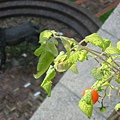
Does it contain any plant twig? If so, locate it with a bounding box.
[79,45,120,72]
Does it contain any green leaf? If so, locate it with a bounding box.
[85,33,104,48]
[54,51,79,72]
[39,30,53,43]
[84,91,93,104]
[34,52,54,79]
[69,38,78,46]
[61,38,71,56]
[105,46,120,55]
[92,80,103,91]
[70,62,78,74]
[66,51,79,64]
[50,37,58,45]
[102,39,111,51]
[116,78,120,84]
[41,65,56,97]
[97,87,103,92]
[92,68,103,80]
[78,50,88,62]
[54,61,70,72]
[101,62,108,69]
[117,41,120,50]
[78,91,93,118]
[42,81,52,96]
[60,37,77,47]
[54,51,68,72]
[100,107,107,112]
[54,51,66,63]
[47,42,58,57]
[115,103,120,111]
[51,30,59,35]
[34,44,46,56]
[101,82,110,86]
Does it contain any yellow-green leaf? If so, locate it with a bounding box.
[78,50,88,62]
[34,44,46,56]
[115,103,120,111]
[70,62,78,74]
[101,82,110,86]
[41,65,56,97]
[92,68,103,80]
[105,46,120,55]
[100,107,107,112]
[102,39,111,51]
[85,33,104,48]
[117,41,120,50]
[78,91,93,118]
[42,81,52,97]
[116,78,120,84]
[47,42,58,57]
[34,52,54,79]
[39,30,52,43]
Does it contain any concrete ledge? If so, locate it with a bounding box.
[99,3,120,40]
[60,59,97,98]
[30,83,106,120]
[30,3,120,120]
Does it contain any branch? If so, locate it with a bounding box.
[79,45,120,72]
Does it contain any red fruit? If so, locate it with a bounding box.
[118,74,120,79]
[82,88,99,104]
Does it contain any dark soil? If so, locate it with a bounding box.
[0,1,117,119]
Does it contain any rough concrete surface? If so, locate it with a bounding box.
[30,3,120,120]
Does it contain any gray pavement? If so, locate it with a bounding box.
[30,3,120,120]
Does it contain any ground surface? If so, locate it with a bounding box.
[0,0,118,119]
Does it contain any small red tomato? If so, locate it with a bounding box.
[118,74,120,79]
[82,88,99,104]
